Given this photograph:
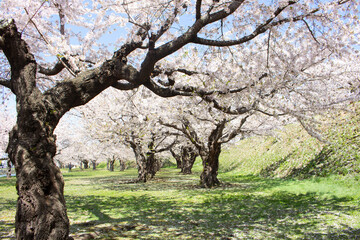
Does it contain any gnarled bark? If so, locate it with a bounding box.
[2,20,71,239]
[128,139,161,182]
[180,145,198,174]
[7,125,71,240]
[199,146,221,188]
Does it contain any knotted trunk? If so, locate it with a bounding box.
[181,146,198,174]
[136,156,148,182]
[146,153,162,178]
[129,141,150,182]
[7,112,71,239]
[136,153,161,182]
[199,145,221,188]
[129,139,162,182]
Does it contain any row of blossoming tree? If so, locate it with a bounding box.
[0,0,359,239]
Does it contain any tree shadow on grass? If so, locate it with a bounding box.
[0,199,16,240]
[0,221,15,240]
[88,169,203,192]
[66,186,360,239]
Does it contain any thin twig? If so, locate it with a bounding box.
[266,28,272,68]
[23,8,76,77]
[21,0,48,34]
[302,19,321,45]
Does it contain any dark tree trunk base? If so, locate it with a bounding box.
[200,170,221,188]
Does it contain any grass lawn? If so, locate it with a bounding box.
[1,165,360,239]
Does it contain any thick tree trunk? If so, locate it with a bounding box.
[129,142,162,182]
[136,155,148,182]
[7,122,71,239]
[181,146,198,174]
[136,154,161,182]
[82,160,89,169]
[146,153,162,179]
[129,141,148,182]
[199,146,221,188]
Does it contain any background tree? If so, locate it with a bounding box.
[79,87,177,181]
[0,0,359,239]
[125,130,175,182]
[179,143,199,174]
[169,144,183,169]
[170,139,199,174]
[162,105,251,187]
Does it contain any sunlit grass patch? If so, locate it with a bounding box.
[0,155,359,239]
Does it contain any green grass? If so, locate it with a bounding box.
[1,167,360,239]
[1,120,360,239]
[219,124,324,177]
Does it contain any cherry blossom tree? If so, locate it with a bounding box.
[170,137,199,174]
[161,101,254,187]
[80,87,177,182]
[0,0,359,239]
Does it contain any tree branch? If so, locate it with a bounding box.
[255,107,286,117]
[159,119,183,132]
[191,2,320,47]
[0,78,11,89]
[38,61,65,76]
[298,117,328,143]
[154,0,245,60]
[144,74,254,98]
[0,19,37,97]
[152,66,205,77]
[181,117,204,150]
[196,0,202,20]
[160,118,204,151]
[143,79,194,98]
[201,95,254,115]
[153,138,177,153]
[208,119,227,145]
[112,80,139,90]
[23,8,77,77]
[302,19,321,45]
[220,115,249,143]
[152,3,180,43]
